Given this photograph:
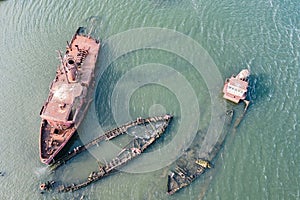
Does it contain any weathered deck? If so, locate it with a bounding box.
[39,27,100,164]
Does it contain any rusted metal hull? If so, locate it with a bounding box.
[49,115,172,170]
[39,27,100,164]
[57,114,172,192]
[40,120,76,164]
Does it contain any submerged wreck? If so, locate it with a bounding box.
[39,27,100,164]
[167,69,251,195]
[42,115,172,192]
[167,158,211,195]
[167,110,234,195]
[49,115,172,171]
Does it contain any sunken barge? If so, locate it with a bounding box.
[56,114,173,192]
[50,115,173,171]
[39,27,100,164]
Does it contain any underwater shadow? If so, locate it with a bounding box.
[248,73,271,105]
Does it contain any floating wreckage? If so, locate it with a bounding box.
[42,115,172,192]
[167,158,211,195]
[166,112,233,195]
[0,171,4,176]
[39,27,100,164]
[39,180,55,191]
[223,69,250,108]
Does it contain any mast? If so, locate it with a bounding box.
[57,50,70,84]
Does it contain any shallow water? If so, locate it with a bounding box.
[0,0,299,199]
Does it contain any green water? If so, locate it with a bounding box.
[0,0,299,199]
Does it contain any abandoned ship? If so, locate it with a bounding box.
[39,27,100,164]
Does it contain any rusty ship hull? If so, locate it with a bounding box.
[58,114,172,192]
[39,27,100,164]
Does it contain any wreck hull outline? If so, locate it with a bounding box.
[55,115,173,192]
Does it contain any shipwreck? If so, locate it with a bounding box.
[40,115,173,192]
[39,27,100,164]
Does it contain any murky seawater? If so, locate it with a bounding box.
[0,0,299,199]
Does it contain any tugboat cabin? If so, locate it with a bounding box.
[223,69,250,104]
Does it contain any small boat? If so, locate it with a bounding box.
[39,27,100,164]
[223,69,250,104]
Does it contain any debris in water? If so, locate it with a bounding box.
[39,180,55,191]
